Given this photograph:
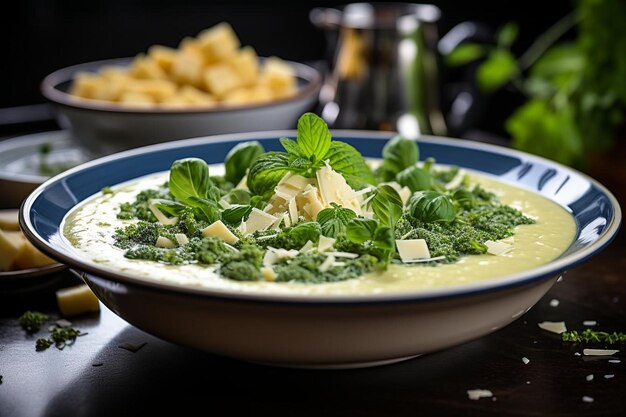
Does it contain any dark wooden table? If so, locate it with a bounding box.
[0,124,624,417]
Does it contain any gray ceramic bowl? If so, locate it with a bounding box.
[41,57,322,156]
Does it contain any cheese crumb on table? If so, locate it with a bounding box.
[583,348,620,356]
[537,321,567,334]
[56,284,101,317]
[466,389,493,400]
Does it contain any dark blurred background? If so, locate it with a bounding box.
[3,0,574,137]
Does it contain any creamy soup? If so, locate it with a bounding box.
[63,166,577,296]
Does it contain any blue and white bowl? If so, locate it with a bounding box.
[20,131,621,368]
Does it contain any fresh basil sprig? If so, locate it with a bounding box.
[345,185,404,265]
[224,141,264,185]
[407,190,456,223]
[168,158,221,223]
[221,205,253,226]
[380,135,419,181]
[316,203,357,238]
[247,113,375,196]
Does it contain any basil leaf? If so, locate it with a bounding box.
[370,185,404,227]
[222,205,253,225]
[372,226,395,251]
[407,191,456,223]
[225,189,251,205]
[451,188,476,210]
[346,218,378,243]
[323,141,376,188]
[169,158,210,202]
[317,203,357,237]
[279,137,303,156]
[289,222,321,245]
[187,196,220,223]
[151,199,187,217]
[247,152,290,196]
[397,166,433,192]
[381,136,419,181]
[296,112,331,161]
[288,156,319,177]
[224,141,264,185]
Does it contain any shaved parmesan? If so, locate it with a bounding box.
[260,266,277,281]
[318,235,336,252]
[316,165,362,214]
[402,255,446,264]
[174,233,189,245]
[326,251,359,258]
[263,247,299,266]
[235,175,248,190]
[318,254,336,272]
[467,389,493,400]
[485,240,512,255]
[444,168,466,190]
[398,186,412,206]
[201,220,240,244]
[583,349,619,356]
[244,208,278,234]
[218,199,231,209]
[148,203,178,226]
[538,321,567,334]
[300,240,314,253]
[396,239,430,262]
[155,236,175,248]
[288,198,298,225]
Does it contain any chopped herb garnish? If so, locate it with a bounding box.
[18,311,49,333]
[19,311,87,351]
[562,329,626,344]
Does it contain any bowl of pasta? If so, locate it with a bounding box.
[40,23,322,156]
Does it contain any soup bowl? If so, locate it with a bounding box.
[19,131,621,368]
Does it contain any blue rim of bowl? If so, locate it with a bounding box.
[40,57,322,115]
[20,131,622,306]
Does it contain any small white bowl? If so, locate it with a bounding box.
[41,57,322,156]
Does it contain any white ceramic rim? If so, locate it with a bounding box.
[20,130,622,305]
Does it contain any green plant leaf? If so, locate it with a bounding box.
[151,199,187,217]
[316,203,357,237]
[221,205,253,225]
[445,43,488,66]
[372,225,395,251]
[370,185,404,227]
[346,218,378,244]
[169,158,210,202]
[496,22,519,48]
[279,137,303,156]
[246,152,290,196]
[381,135,419,181]
[224,141,264,185]
[296,112,332,161]
[288,156,319,177]
[506,98,583,166]
[323,141,376,188]
[289,222,321,245]
[407,190,456,223]
[477,49,519,93]
[396,166,433,192]
[224,189,251,205]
